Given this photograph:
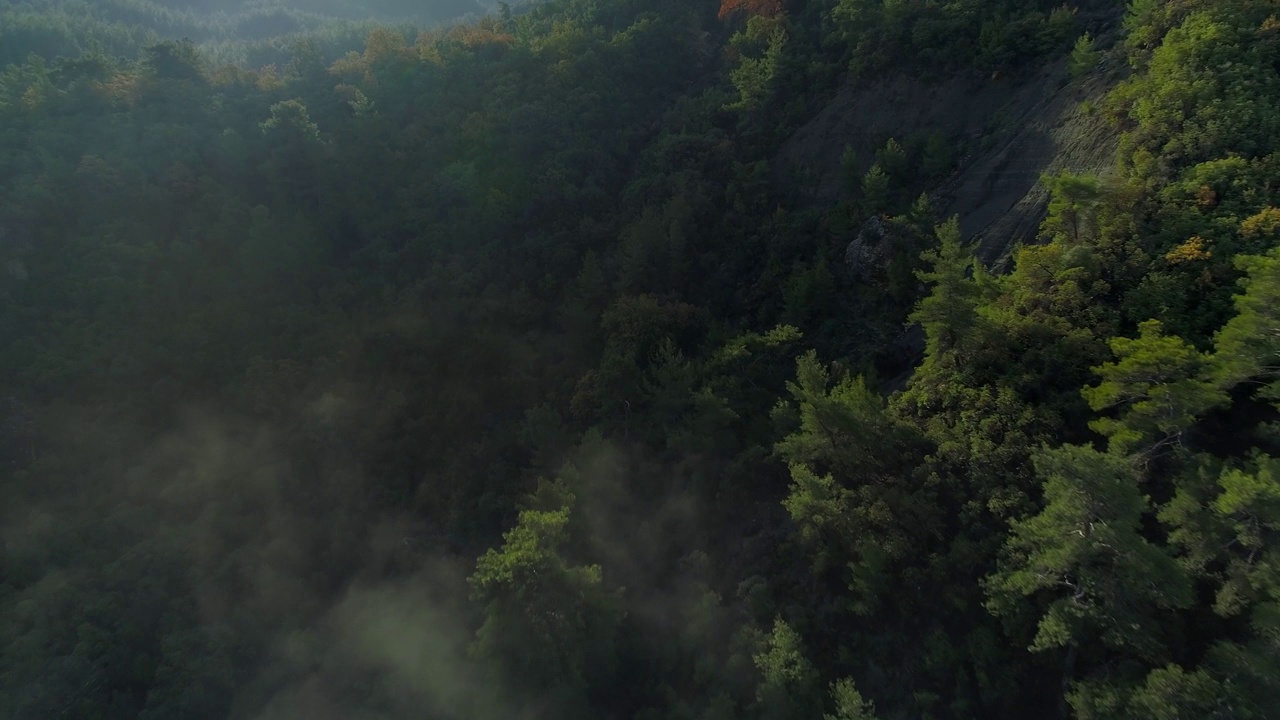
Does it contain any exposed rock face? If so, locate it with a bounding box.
[779,49,1122,271]
[778,72,1015,207]
[781,40,1125,384]
[934,60,1120,269]
[844,214,915,281]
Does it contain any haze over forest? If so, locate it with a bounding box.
[1,1,1279,719]
[0,0,498,65]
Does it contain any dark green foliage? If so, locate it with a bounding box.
[2,0,1279,719]
[0,0,487,66]
[986,446,1191,656]
[910,217,983,360]
[1082,319,1227,456]
[752,618,820,720]
[827,0,1089,73]
[469,481,622,710]
[1068,32,1100,80]
[824,677,878,720]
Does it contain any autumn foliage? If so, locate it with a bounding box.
[446,23,516,50]
[718,0,783,20]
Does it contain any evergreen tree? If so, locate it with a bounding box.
[860,163,890,216]
[1068,33,1100,79]
[1214,248,1280,390]
[910,217,984,362]
[1082,320,1227,456]
[986,446,1192,692]
[753,619,820,720]
[469,482,622,705]
[825,678,879,720]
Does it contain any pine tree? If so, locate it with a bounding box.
[1068,33,1100,79]
[1041,172,1103,245]
[469,483,621,698]
[825,678,879,720]
[860,163,890,215]
[986,445,1191,660]
[753,619,821,720]
[1214,248,1280,390]
[910,217,983,362]
[1083,320,1227,456]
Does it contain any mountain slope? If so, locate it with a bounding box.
[2,1,1279,719]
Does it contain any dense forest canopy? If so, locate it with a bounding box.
[0,0,496,66]
[2,0,1279,718]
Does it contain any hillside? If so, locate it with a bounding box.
[0,0,496,66]
[2,1,1279,719]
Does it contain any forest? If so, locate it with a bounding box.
[1,0,1278,718]
[0,0,493,66]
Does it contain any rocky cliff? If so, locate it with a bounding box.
[779,43,1122,272]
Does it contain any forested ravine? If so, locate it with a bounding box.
[2,1,1279,719]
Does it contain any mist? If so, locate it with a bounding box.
[0,0,502,67]
[5,0,1278,719]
